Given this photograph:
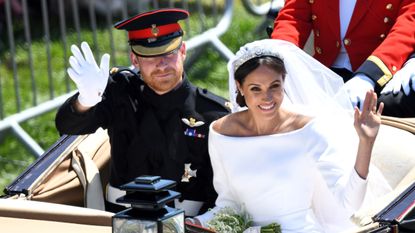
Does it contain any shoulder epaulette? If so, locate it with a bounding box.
[110,66,140,80]
[197,87,232,112]
[109,66,145,110]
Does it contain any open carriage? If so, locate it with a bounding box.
[1,116,415,233]
[1,0,415,231]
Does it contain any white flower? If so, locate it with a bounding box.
[207,206,252,233]
[206,205,281,233]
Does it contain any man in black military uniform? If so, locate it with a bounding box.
[55,9,230,216]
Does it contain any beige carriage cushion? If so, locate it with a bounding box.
[31,128,110,207]
[0,216,111,233]
[395,165,415,191]
[341,222,381,233]
[371,124,415,189]
[30,157,85,206]
[0,199,113,226]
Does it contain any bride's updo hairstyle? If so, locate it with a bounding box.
[234,55,286,107]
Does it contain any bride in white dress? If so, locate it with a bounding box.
[194,39,386,233]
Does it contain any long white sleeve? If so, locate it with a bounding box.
[195,126,239,227]
[308,116,368,216]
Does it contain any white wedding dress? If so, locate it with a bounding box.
[196,39,391,232]
[197,117,368,233]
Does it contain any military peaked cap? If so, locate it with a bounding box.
[114,8,189,57]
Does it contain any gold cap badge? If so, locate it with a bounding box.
[151,24,159,36]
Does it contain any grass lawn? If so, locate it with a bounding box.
[0,0,271,195]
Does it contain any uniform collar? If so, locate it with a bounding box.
[141,75,203,123]
[142,75,190,112]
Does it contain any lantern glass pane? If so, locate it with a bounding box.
[113,218,158,233]
[162,213,184,233]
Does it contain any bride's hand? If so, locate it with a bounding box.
[185,217,202,226]
[353,90,383,143]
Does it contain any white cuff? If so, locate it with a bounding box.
[403,58,415,67]
[174,199,204,217]
[106,184,129,207]
[194,207,221,228]
[346,169,369,211]
[353,73,375,87]
[351,168,369,184]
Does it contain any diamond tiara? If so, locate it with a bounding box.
[232,46,283,72]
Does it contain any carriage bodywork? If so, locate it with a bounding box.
[1,117,415,233]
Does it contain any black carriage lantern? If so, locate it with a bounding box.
[112,175,184,233]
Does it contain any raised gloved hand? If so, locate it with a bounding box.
[344,73,375,110]
[67,41,110,107]
[381,59,415,96]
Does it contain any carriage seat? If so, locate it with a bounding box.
[0,198,113,233]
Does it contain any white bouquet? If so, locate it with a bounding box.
[206,206,281,233]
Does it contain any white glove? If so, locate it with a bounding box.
[67,41,110,107]
[344,73,375,109]
[381,59,415,96]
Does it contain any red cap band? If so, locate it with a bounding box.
[128,23,181,40]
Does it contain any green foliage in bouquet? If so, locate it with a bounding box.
[260,223,281,233]
[206,207,281,233]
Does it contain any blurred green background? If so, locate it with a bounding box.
[0,0,271,194]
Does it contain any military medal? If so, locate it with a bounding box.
[182,117,206,138]
[182,117,204,127]
[184,128,205,138]
[181,163,197,182]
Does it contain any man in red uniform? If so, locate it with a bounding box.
[271,0,415,117]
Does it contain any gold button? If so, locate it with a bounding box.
[312,14,317,20]
[380,33,386,38]
[384,17,390,23]
[309,0,314,3]
[392,66,397,71]
[386,3,393,10]
[315,47,322,54]
[343,38,351,46]
[315,30,320,37]
[336,41,340,48]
